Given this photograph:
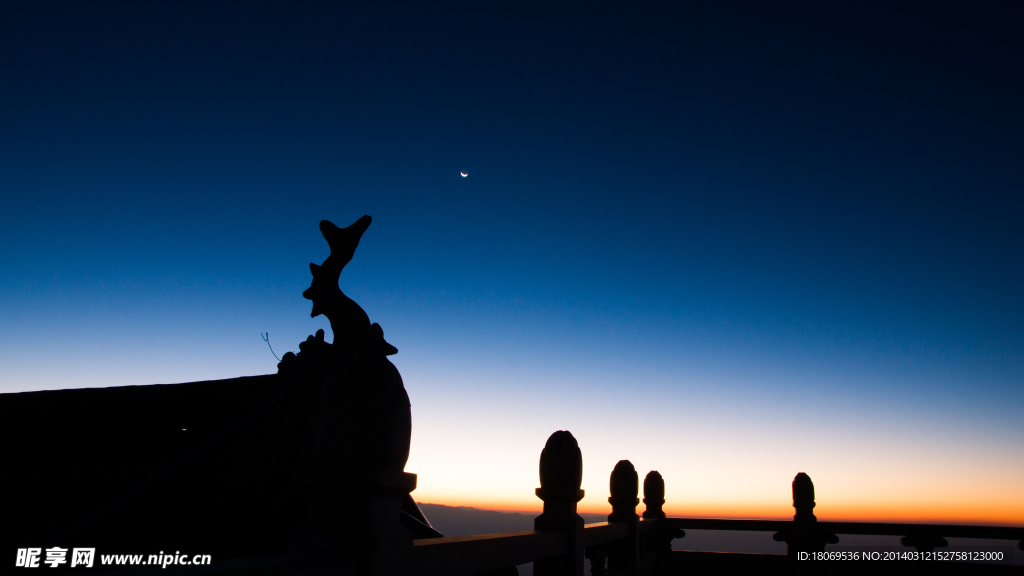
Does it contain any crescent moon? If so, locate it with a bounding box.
[460,172,468,177]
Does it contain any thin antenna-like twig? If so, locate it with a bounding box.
[261,332,281,361]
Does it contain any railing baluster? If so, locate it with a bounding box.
[534,431,586,576]
[585,546,608,576]
[901,533,948,553]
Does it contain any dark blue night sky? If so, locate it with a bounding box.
[1,2,1022,520]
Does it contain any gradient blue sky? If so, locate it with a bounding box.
[2,2,1022,522]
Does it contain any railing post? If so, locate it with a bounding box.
[534,431,586,576]
[607,460,640,575]
[641,470,677,573]
[772,472,837,568]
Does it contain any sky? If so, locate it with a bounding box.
[1,1,1022,525]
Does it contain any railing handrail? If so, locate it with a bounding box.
[666,517,1024,540]
[665,518,791,532]
[580,521,630,548]
[410,516,1021,576]
[819,520,1024,540]
[411,518,666,575]
[412,529,567,576]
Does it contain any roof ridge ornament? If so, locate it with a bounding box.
[279,215,396,375]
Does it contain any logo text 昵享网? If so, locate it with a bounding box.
[15,548,211,569]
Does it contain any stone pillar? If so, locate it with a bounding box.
[792,473,819,558]
[641,470,675,572]
[290,469,416,576]
[534,431,585,576]
[773,472,837,569]
[607,460,639,575]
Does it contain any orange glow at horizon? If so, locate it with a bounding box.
[405,373,1024,532]
[414,495,1024,527]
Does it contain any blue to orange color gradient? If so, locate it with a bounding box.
[1,2,1021,526]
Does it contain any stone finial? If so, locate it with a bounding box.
[792,472,816,520]
[534,431,585,544]
[608,460,639,522]
[642,470,665,519]
[536,431,584,500]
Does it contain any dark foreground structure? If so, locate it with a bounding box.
[3,216,1022,575]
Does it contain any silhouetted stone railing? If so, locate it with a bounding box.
[410,431,675,576]
[402,430,1024,576]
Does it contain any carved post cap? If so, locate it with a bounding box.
[643,470,664,501]
[642,471,665,519]
[608,460,639,522]
[609,460,639,503]
[536,430,584,502]
[792,472,816,520]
